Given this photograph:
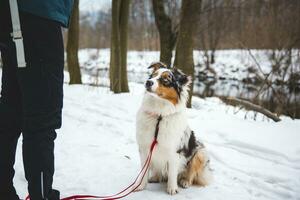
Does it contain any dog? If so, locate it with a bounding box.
[135,62,213,195]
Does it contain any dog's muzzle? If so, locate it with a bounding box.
[145,80,154,91]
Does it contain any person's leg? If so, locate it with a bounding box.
[0,101,22,200]
[22,129,59,200]
[18,12,64,200]
[0,104,21,200]
[0,2,22,200]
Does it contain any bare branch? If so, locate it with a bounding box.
[223,97,281,122]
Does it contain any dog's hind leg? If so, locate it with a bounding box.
[179,149,212,188]
[179,166,198,188]
[193,149,213,186]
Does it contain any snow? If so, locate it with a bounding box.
[10,82,300,200]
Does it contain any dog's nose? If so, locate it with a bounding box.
[145,80,153,88]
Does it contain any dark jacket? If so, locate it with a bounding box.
[17,0,74,27]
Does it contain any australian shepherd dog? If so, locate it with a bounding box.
[135,62,213,195]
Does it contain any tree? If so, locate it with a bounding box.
[67,0,82,84]
[110,0,130,93]
[174,0,201,107]
[152,0,178,67]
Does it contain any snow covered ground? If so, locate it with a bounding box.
[10,82,300,200]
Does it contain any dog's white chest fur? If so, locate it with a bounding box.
[136,108,188,174]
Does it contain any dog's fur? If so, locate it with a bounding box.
[136,62,213,195]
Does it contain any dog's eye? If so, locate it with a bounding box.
[160,77,168,82]
[159,77,171,86]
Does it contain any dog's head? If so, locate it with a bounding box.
[145,62,192,105]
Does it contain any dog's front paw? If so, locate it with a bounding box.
[134,185,146,192]
[149,175,160,183]
[179,179,191,188]
[167,186,179,195]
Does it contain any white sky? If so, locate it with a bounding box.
[79,0,111,12]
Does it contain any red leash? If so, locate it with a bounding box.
[25,116,162,200]
[61,139,157,200]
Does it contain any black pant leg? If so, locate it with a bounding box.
[18,12,64,200]
[0,3,22,199]
[0,103,21,200]
[22,129,57,200]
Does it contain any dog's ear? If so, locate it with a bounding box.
[172,67,192,86]
[148,61,167,72]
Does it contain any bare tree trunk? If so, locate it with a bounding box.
[110,0,120,91]
[110,0,121,91]
[152,0,177,67]
[110,0,130,93]
[119,0,130,92]
[174,0,201,108]
[67,0,82,84]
